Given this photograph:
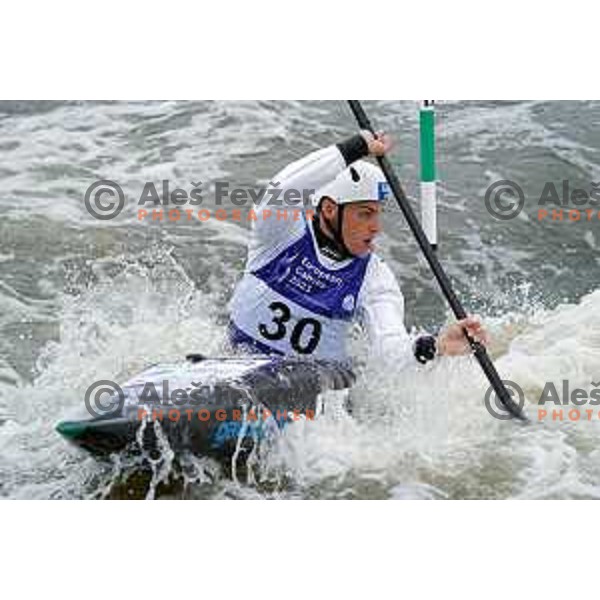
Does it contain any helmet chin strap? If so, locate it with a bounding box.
[319,203,355,260]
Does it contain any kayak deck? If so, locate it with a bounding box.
[56,355,355,460]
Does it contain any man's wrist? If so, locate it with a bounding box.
[436,333,447,356]
[336,133,370,166]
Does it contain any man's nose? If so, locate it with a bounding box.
[370,217,381,233]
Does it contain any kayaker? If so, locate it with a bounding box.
[228,131,488,369]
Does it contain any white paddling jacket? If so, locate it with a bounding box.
[228,141,415,368]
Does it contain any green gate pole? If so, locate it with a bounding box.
[420,100,437,250]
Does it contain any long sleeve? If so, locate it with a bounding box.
[356,256,415,370]
[251,144,347,249]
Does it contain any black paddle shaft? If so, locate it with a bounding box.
[347,100,526,420]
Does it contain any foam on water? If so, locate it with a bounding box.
[244,289,600,499]
[1,254,599,498]
[0,248,226,498]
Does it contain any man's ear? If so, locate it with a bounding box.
[320,197,337,218]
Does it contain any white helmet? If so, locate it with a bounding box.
[313,160,390,207]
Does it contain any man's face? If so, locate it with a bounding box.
[321,199,382,256]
